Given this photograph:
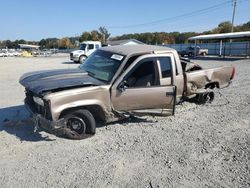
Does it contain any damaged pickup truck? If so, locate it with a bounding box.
[19,45,235,139]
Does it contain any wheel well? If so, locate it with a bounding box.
[205,82,219,89]
[79,55,87,58]
[59,105,106,122]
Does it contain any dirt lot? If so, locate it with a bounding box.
[0,55,249,188]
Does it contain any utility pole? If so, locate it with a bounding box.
[231,0,237,33]
[230,0,237,44]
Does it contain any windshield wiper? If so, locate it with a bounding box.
[85,70,108,83]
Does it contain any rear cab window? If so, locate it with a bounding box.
[158,57,172,78]
[157,56,173,86]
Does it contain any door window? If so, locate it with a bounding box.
[124,58,159,88]
[88,44,94,50]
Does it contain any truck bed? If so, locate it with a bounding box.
[180,58,234,96]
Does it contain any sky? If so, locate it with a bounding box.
[1,0,250,41]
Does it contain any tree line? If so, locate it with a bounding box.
[111,21,250,44]
[0,27,110,49]
[0,21,249,49]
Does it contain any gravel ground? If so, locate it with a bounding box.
[0,55,249,188]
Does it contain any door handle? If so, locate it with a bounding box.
[166,92,173,96]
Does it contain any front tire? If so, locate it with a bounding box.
[79,56,86,64]
[63,109,96,139]
[202,52,207,56]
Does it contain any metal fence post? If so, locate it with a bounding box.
[247,42,250,58]
[219,40,223,57]
[194,40,197,57]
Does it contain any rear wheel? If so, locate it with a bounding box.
[63,109,96,139]
[188,52,193,57]
[196,92,214,104]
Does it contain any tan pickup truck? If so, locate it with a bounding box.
[19,45,235,139]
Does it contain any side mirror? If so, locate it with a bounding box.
[118,80,128,92]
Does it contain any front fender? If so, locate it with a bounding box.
[44,86,112,121]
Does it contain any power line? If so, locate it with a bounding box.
[108,0,232,29]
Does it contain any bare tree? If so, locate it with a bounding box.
[99,27,110,43]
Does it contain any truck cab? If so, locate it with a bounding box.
[70,41,101,63]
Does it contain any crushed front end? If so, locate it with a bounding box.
[24,89,66,136]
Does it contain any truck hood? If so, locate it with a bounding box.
[19,69,105,95]
[72,50,85,54]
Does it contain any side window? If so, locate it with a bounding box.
[88,44,94,50]
[125,58,159,88]
[95,44,100,49]
[158,57,172,78]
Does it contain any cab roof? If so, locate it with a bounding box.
[100,44,175,56]
[81,41,101,44]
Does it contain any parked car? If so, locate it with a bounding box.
[1,50,9,57]
[70,41,101,63]
[179,46,208,57]
[50,48,58,54]
[20,45,235,139]
[0,50,5,57]
[40,49,52,56]
[8,51,15,57]
[13,50,22,56]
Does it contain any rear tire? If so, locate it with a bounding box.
[196,92,214,104]
[63,109,96,140]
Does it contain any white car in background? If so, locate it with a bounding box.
[0,51,5,57]
[3,50,21,57]
[13,50,22,56]
[40,49,52,56]
[1,49,11,57]
[0,50,8,57]
[8,51,15,57]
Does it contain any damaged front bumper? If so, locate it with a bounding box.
[32,114,66,136]
[26,106,66,136]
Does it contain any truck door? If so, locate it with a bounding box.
[86,44,95,56]
[111,54,176,115]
